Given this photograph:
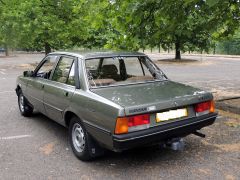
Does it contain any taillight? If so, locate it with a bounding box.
[194,100,215,116]
[115,114,150,134]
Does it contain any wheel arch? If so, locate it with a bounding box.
[64,111,80,128]
[15,84,21,96]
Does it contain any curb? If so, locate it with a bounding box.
[216,101,240,115]
[146,52,240,59]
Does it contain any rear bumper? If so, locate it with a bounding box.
[112,113,217,151]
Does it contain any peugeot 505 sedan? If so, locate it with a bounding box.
[16,51,217,161]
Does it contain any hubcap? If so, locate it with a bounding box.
[72,123,85,153]
[19,95,25,112]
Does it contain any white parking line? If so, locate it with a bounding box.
[0,135,32,140]
[0,91,14,94]
[0,71,5,74]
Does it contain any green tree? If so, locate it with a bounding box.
[0,0,21,56]
[105,0,240,59]
[216,29,240,55]
[18,0,77,54]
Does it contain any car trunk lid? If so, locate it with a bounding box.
[91,80,213,116]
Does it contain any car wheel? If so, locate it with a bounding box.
[18,92,33,117]
[69,116,104,161]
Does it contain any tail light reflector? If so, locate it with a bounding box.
[194,100,215,116]
[128,114,150,127]
[115,114,150,134]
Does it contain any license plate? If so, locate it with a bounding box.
[156,108,188,122]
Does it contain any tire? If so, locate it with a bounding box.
[18,91,33,117]
[69,116,104,161]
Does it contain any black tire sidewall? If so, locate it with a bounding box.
[18,92,33,116]
[18,93,25,115]
[69,117,92,161]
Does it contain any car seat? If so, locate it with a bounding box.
[100,64,121,81]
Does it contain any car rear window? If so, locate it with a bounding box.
[85,56,167,88]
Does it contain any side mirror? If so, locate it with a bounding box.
[23,70,33,77]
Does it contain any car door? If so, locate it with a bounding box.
[26,55,59,114]
[43,55,77,125]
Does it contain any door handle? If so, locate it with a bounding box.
[64,91,69,97]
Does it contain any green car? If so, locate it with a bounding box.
[16,51,217,161]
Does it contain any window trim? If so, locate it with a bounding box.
[138,58,145,76]
[33,55,60,78]
[65,60,75,86]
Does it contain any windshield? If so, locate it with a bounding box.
[85,56,167,88]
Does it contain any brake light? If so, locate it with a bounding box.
[194,100,215,116]
[128,114,150,127]
[115,114,150,134]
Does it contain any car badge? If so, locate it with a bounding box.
[147,106,156,111]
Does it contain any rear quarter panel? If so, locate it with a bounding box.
[69,89,124,149]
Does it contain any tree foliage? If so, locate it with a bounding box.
[216,29,240,55]
[0,0,239,57]
[106,0,240,59]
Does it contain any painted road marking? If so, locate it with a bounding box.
[0,71,5,74]
[0,91,14,94]
[0,135,32,140]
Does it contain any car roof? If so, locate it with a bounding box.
[48,51,146,59]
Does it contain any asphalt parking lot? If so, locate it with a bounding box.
[0,53,239,180]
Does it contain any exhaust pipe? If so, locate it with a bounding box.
[192,131,206,138]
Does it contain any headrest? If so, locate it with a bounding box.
[101,64,118,75]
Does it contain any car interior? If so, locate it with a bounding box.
[87,57,155,87]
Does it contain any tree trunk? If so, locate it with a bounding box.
[175,41,181,60]
[45,42,51,55]
[4,44,9,56]
[151,47,152,53]
[158,43,161,53]
[213,43,216,54]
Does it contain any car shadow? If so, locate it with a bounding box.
[28,111,205,166]
[29,111,69,141]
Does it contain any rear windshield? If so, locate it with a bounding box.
[85,56,167,88]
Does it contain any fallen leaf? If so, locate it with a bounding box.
[39,142,55,155]
[225,174,236,180]
[198,168,212,175]
[215,143,240,152]
[202,140,240,152]
[224,119,240,128]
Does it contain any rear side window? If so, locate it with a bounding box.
[52,56,75,85]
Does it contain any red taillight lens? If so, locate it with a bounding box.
[128,114,150,127]
[194,100,215,116]
[195,101,211,113]
[115,114,150,134]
